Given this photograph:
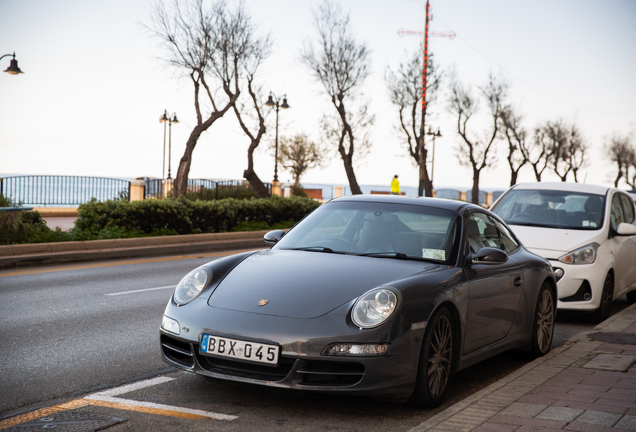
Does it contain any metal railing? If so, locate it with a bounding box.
[143,178,272,200]
[0,175,130,206]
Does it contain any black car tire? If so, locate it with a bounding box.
[590,273,614,324]
[527,282,555,358]
[626,290,636,304]
[409,307,454,407]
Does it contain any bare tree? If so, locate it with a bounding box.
[300,0,372,195]
[385,49,443,197]
[231,34,272,198]
[148,0,264,197]
[528,127,551,181]
[447,73,507,204]
[278,134,328,186]
[605,133,636,187]
[535,120,588,182]
[498,105,528,187]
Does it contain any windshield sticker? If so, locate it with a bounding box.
[422,249,445,260]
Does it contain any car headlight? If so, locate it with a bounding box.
[351,288,399,329]
[558,243,599,265]
[173,267,212,305]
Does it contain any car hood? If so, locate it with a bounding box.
[508,225,605,259]
[207,249,438,319]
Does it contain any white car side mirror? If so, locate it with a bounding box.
[617,223,636,236]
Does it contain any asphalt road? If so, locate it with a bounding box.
[0,252,629,431]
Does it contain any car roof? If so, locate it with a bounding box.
[332,194,474,212]
[509,182,611,196]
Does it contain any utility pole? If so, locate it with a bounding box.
[398,1,454,196]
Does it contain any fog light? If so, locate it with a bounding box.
[554,268,564,281]
[321,343,390,356]
[161,315,180,335]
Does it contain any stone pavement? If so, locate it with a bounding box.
[410,302,636,432]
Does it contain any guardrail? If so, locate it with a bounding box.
[142,178,272,200]
[0,176,131,205]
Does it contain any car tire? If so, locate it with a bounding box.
[590,274,614,324]
[626,290,636,304]
[409,307,454,407]
[527,282,555,358]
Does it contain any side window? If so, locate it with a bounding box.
[492,218,519,253]
[611,194,625,230]
[618,194,635,224]
[467,213,502,253]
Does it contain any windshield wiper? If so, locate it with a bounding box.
[287,246,346,254]
[507,221,555,228]
[357,252,432,261]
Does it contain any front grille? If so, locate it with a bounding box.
[161,334,195,367]
[196,349,295,381]
[297,360,364,386]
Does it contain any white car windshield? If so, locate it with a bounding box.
[491,189,605,230]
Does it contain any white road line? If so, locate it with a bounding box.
[105,285,175,296]
[87,376,237,421]
[93,376,175,397]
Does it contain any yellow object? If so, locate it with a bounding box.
[391,177,400,194]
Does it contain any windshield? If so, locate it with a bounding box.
[275,200,460,264]
[491,189,606,230]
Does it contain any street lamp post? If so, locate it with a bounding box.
[159,110,179,180]
[1,52,23,75]
[265,93,290,195]
[426,127,442,185]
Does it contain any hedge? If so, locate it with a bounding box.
[75,195,321,235]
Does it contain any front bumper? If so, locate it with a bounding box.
[159,299,421,397]
[551,260,606,311]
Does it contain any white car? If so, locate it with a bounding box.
[491,182,636,322]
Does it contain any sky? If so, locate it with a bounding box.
[1,0,635,192]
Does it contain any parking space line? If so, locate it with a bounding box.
[0,376,237,427]
[84,376,238,421]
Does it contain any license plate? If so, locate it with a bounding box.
[200,334,279,366]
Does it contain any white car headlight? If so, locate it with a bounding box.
[173,267,212,305]
[351,288,399,329]
[558,243,599,265]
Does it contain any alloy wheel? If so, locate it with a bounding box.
[427,314,452,399]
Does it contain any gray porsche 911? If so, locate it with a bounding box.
[160,195,556,407]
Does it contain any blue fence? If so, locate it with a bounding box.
[0,175,130,206]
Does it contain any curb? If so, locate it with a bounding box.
[408,302,636,432]
[0,230,271,269]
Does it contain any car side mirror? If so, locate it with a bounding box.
[264,230,286,245]
[616,223,636,236]
[470,247,508,265]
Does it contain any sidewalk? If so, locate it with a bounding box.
[411,303,636,432]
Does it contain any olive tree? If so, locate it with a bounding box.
[300,0,373,195]
[278,134,328,186]
[605,133,636,188]
[148,0,268,197]
[535,120,588,182]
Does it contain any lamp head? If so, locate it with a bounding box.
[435,130,442,138]
[426,127,433,136]
[3,53,23,75]
[265,95,275,107]
[171,114,179,124]
[160,111,169,123]
[281,97,290,109]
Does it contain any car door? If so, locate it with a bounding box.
[610,192,636,296]
[462,212,525,354]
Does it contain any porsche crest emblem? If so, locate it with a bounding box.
[258,299,269,307]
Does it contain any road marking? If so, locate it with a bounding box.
[0,248,261,278]
[0,376,237,427]
[84,376,238,421]
[105,285,176,296]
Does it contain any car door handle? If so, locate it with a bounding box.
[514,276,522,286]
